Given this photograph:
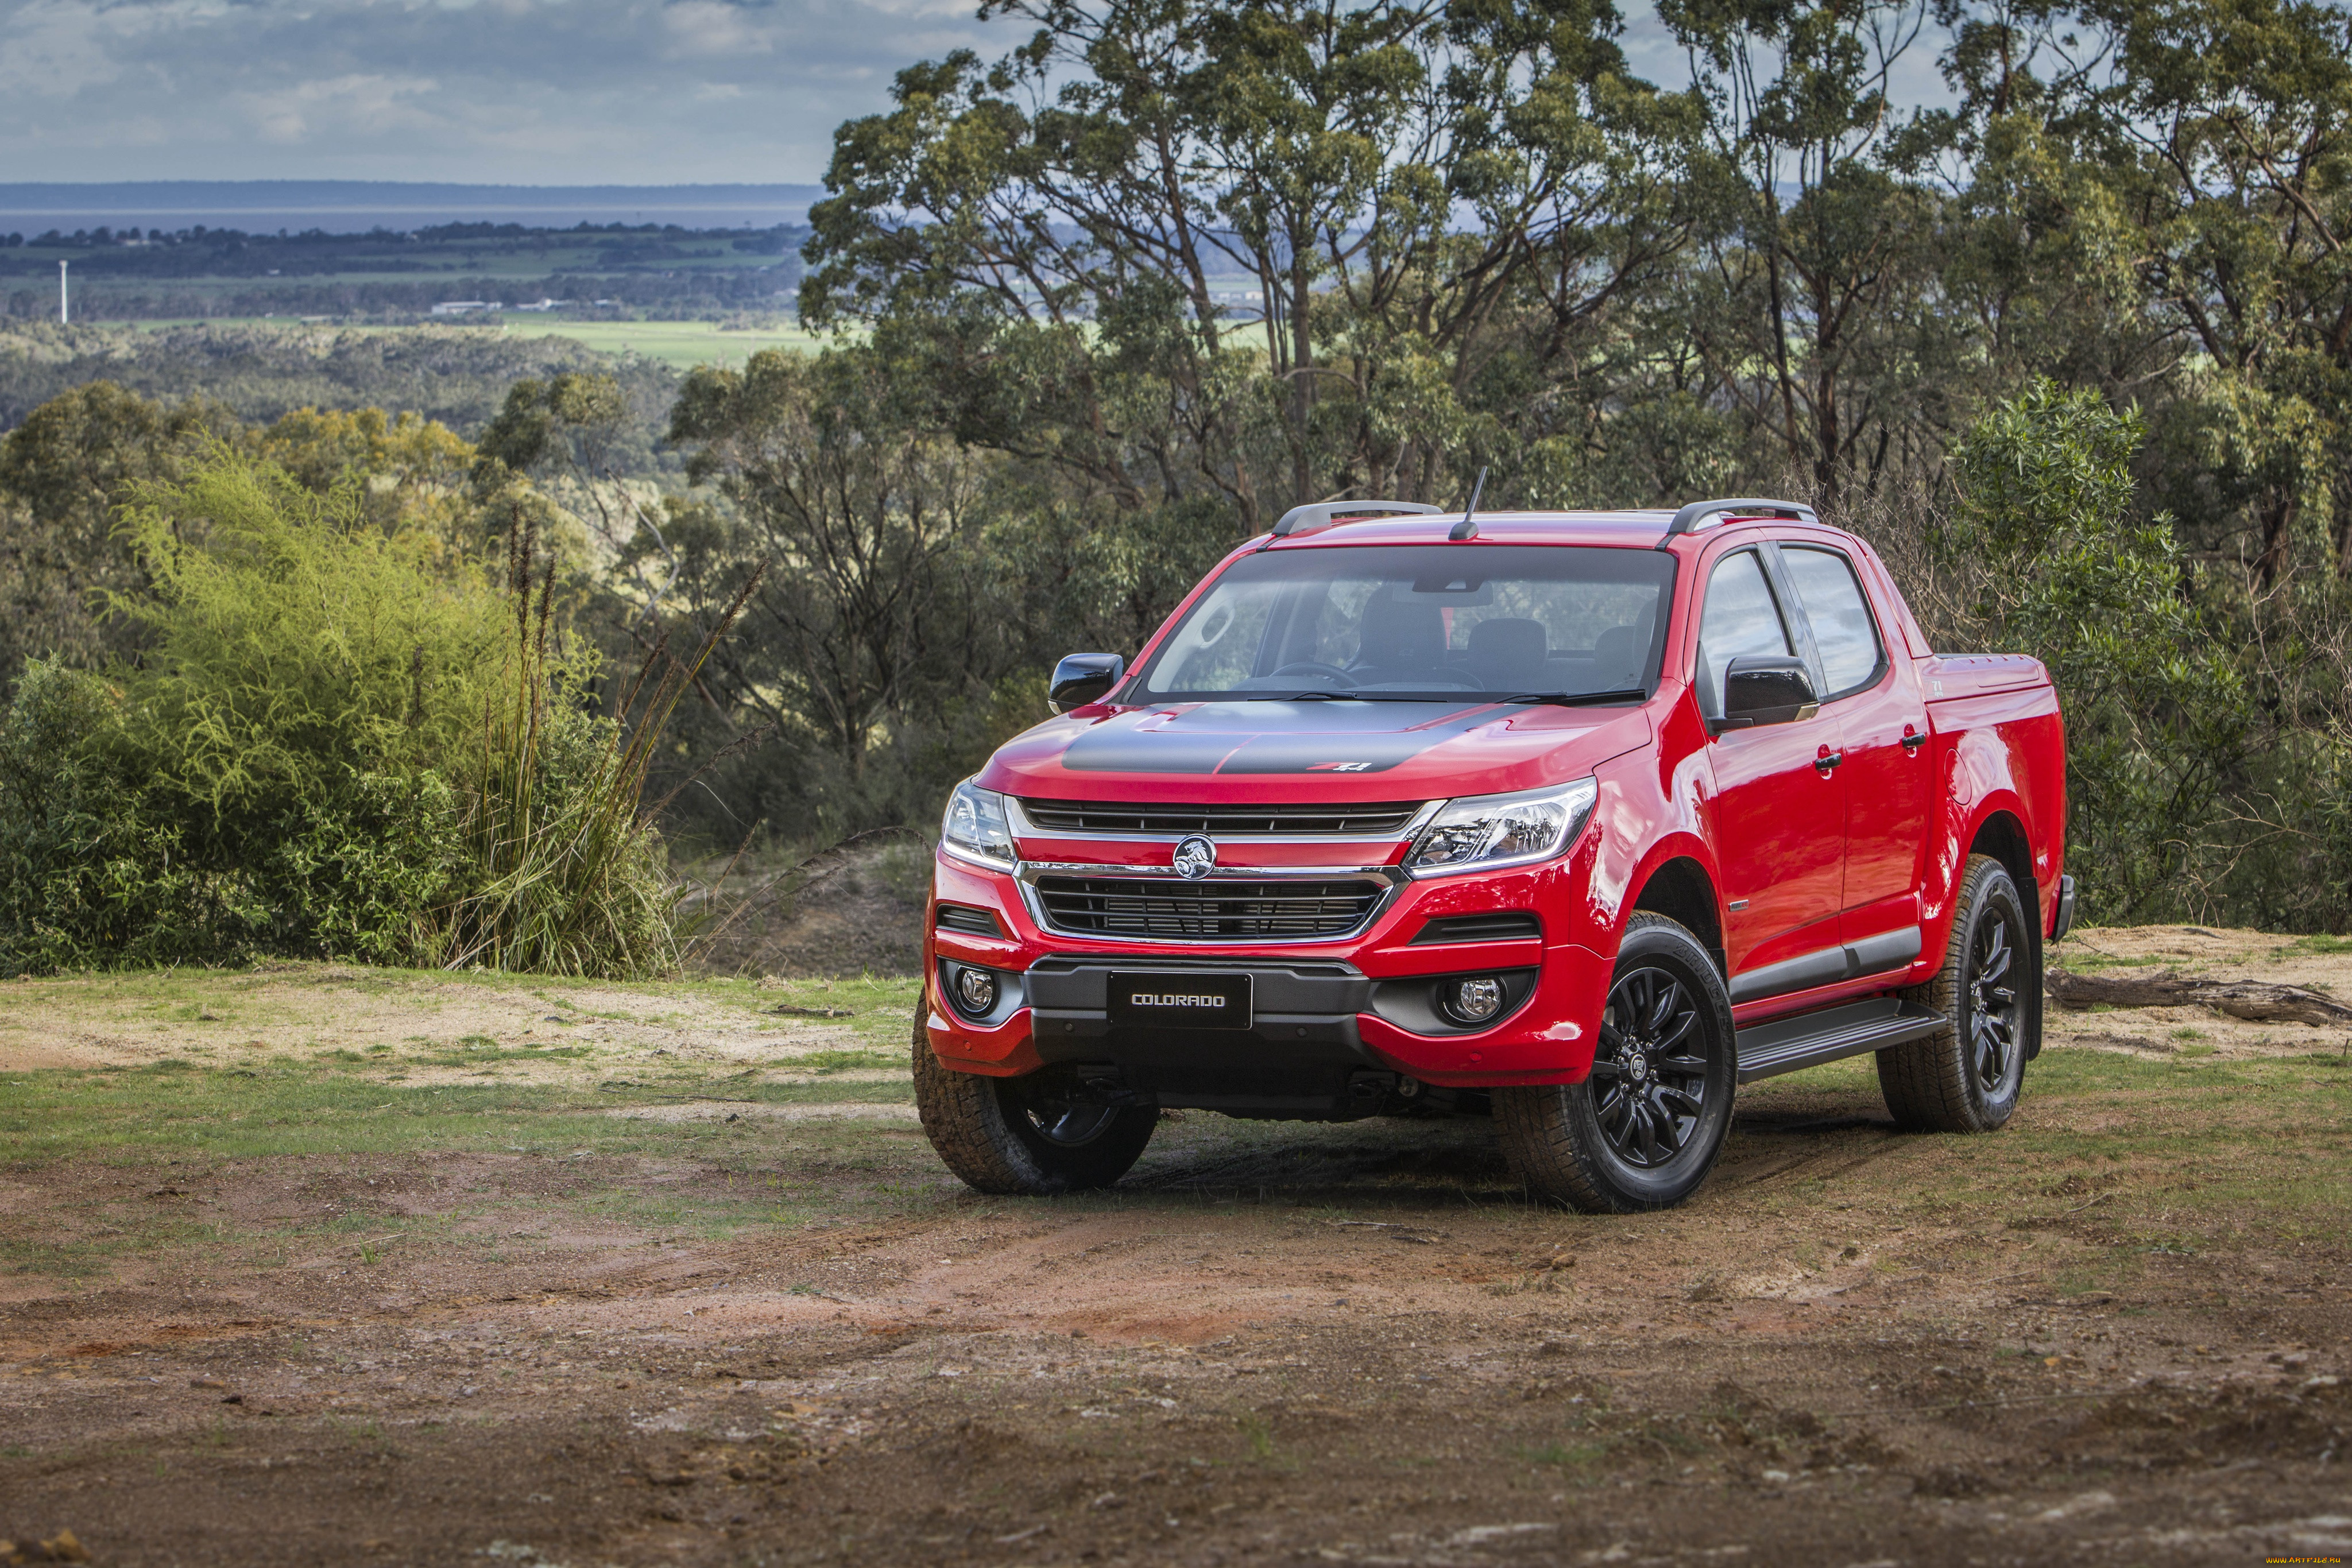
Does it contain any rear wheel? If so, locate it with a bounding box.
[912,1009,1158,1195]
[1877,854,2032,1132]
[1494,913,1737,1213]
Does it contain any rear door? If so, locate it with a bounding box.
[1695,545,1847,988]
[1773,542,1932,953]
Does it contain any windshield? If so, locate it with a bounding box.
[1132,544,1676,701]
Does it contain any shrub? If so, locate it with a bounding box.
[0,448,707,977]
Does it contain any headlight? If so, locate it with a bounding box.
[1406,779,1597,876]
[941,780,1015,868]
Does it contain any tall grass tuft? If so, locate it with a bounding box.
[436,512,762,975]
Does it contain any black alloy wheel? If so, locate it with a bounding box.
[1877,853,2033,1132]
[1591,965,1712,1168]
[1964,904,2020,1094]
[1004,1075,1123,1149]
[1492,912,1738,1213]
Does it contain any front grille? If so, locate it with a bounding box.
[1020,799,1423,836]
[1033,876,1386,940]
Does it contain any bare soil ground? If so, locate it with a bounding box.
[2,930,2348,1567]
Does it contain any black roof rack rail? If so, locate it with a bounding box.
[1257,499,1441,550]
[1655,497,1819,549]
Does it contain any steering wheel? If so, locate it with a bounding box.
[1269,661,1357,687]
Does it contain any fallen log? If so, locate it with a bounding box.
[2044,967,2352,1027]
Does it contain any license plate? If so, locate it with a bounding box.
[1107,972,1253,1031]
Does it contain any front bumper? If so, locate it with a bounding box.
[923,837,1614,1113]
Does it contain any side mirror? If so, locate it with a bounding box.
[1712,655,1819,733]
[1048,653,1125,714]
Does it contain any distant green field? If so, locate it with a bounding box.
[503,319,829,367]
[107,317,830,369]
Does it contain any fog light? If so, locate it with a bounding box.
[1446,976,1506,1025]
[951,965,999,1019]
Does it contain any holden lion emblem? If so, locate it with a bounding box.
[1171,835,1218,880]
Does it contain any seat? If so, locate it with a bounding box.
[1591,609,1657,690]
[1465,618,1549,691]
[1351,600,1448,685]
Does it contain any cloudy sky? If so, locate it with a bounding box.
[0,0,1914,187]
[0,0,1011,184]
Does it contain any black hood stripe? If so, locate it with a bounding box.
[1061,702,1505,775]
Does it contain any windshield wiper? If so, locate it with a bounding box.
[1281,691,1365,700]
[1499,688,1649,707]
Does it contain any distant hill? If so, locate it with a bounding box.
[0,182,829,235]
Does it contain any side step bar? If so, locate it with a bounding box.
[1734,997,1948,1085]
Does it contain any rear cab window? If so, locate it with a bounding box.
[1777,545,1887,699]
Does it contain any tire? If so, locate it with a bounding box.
[911,1008,1159,1195]
[1493,913,1738,1213]
[1877,853,2032,1132]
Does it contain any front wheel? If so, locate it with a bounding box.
[1876,853,2032,1132]
[912,1011,1158,1195]
[1493,913,1738,1213]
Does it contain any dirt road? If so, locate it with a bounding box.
[2,931,2347,1566]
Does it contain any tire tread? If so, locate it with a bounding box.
[1877,854,2027,1133]
[912,1008,1158,1194]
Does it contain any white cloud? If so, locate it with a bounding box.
[662,0,777,59]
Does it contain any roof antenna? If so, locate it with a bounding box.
[1449,466,1488,540]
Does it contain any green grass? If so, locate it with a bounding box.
[0,964,925,1054]
[1751,1047,2352,1247]
[7,966,2350,1289]
[0,1052,914,1164]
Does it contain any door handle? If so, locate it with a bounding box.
[1900,732,1928,751]
[1814,750,1844,773]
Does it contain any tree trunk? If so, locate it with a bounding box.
[2045,966,2352,1027]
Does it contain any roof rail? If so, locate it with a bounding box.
[1657,497,1818,546]
[1258,499,1440,550]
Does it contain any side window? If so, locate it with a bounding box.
[1696,549,1793,718]
[1780,547,1885,698]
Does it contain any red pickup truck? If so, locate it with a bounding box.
[914,498,2069,1212]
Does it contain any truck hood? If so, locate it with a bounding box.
[976,698,1653,802]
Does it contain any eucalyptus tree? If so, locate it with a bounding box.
[664,347,1003,801]
[2085,0,2351,582]
[802,0,1695,537]
[1659,0,1966,500]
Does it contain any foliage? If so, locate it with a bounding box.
[0,379,549,695]
[0,319,679,445]
[110,452,512,819]
[0,381,241,679]
[7,0,2352,933]
[0,448,703,978]
[1945,381,2249,916]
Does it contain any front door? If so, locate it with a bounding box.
[1695,546,1847,985]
